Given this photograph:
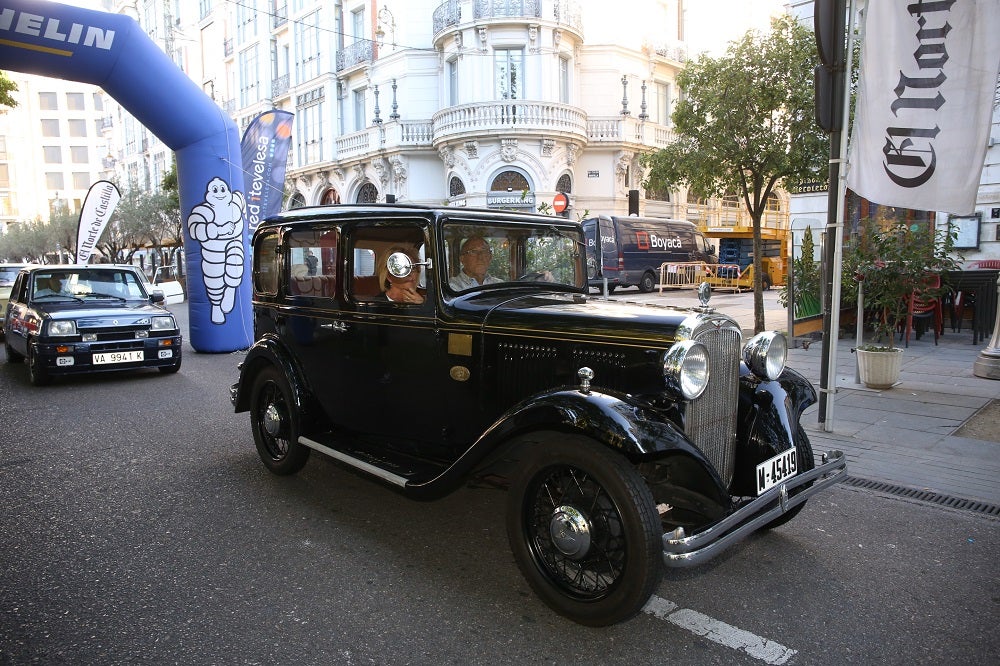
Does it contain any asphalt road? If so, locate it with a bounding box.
[1,305,997,665]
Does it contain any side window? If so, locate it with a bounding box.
[346,224,428,303]
[254,231,280,295]
[287,228,338,298]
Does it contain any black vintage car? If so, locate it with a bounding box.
[4,265,182,385]
[231,204,845,626]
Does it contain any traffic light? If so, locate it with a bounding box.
[814,0,846,132]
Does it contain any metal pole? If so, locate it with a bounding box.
[973,275,1000,379]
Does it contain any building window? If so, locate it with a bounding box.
[296,87,325,166]
[93,93,103,111]
[73,172,90,189]
[288,192,306,209]
[558,56,569,104]
[41,119,60,137]
[495,48,523,100]
[239,45,260,107]
[68,119,87,137]
[491,170,530,192]
[236,0,257,43]
[321,188,341,205]
[43,146,62,163]
[653,82,671,125]
[0,164,9,188]
[294,11,321,82]
[449,176,466,197]
[66,92,85,111]
[356,182,378,203]
[71,146,89,163]
[353,87,366,132]
[39,92,58,110]
[556,173,572,193]
[447,58,459,106]
[46,172,64,189]
[351,8,365,43]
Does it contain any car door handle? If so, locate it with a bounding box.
[320,321,349,332]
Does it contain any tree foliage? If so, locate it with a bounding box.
[641,15,827,332]
[0,71,17,109]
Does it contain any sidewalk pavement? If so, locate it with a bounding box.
[627,287,1000,506]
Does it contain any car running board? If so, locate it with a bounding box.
[298,435,445,488]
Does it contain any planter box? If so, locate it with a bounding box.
[856,347,903,389]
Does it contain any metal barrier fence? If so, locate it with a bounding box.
[658,262,747,292]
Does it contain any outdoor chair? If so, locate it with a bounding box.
[900,274,943,347]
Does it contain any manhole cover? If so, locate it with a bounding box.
[953,399,1000,443]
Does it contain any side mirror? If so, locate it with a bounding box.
[150,289,165,304]
[586,256,598,279]
[387,251,432,278]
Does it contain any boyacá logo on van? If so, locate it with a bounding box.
[636,231,682,251]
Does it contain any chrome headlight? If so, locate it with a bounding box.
[743,331,787,381]
[48,320,77,336]
[662,340,710,400]
[150,315,176,331]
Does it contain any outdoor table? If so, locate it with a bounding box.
[944,269,1000,345]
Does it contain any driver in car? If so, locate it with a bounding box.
[449,236,502,290]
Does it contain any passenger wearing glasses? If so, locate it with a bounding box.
[449,236,502,290]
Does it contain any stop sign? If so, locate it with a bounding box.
[552,192,569,213]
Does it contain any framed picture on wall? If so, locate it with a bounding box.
[949,213,981,250]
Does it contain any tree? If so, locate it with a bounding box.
[641,16,827,333]
[0,71,17,109]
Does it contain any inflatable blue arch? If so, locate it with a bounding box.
[0,0,252,352]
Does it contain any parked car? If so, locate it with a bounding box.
[148,265,185,305]
[230,204,846,626]
[582,216,718,293]
[0,263,31,339]
[3,265,182,385]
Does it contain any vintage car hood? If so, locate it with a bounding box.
[464,291,730,346]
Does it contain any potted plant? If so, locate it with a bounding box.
[843,214,959,389]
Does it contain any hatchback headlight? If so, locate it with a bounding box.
[663,341,710,400]
[743,331,787,381]
[150,316,176,331]
[48,320,77,336]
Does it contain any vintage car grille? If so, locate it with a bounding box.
[686,318,743,487]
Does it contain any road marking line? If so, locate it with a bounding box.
[643,595,797,665]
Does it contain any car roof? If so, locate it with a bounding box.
[263,203,582,229]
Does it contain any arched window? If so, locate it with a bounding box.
[490,170,530,192]
[555,173,572,193]
[288,192,306,209]
[321,188,341,205]
[356,182,378,203]
[766,192,781,212]
[449,176,466,197]
[646,184,670,201]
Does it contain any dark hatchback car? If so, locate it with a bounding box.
[231,204,845,626]
[4,265,182,385]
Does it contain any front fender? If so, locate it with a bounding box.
[232,334,311,417]
[732,365,817,496]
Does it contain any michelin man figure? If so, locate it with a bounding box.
[187,177,246,324]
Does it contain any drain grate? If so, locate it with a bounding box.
[841,476,1000,517]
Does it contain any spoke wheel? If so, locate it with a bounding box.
[507,435,661,626]
[250,366,309,475]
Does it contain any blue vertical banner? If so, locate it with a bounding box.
[241,110,294,233]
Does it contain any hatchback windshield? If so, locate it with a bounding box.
[443,222,585,293]
[31,269,148,301]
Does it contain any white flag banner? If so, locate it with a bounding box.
[76,180,121,264]
[847,0,1000,215]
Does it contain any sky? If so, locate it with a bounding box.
[685,0,789,56]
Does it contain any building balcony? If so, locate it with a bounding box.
[271,74,290,98]
[336,40,373,73]
[335,121,435,160]
[587,115,677,149]
[272,3,287,29]
[433,0,582,42]
[224,38,233,58]
[432,100,588,146]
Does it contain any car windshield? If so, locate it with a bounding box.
[443,222,586,293]
[31,269,148,301]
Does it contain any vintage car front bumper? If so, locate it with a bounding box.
[662,449,847,568]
